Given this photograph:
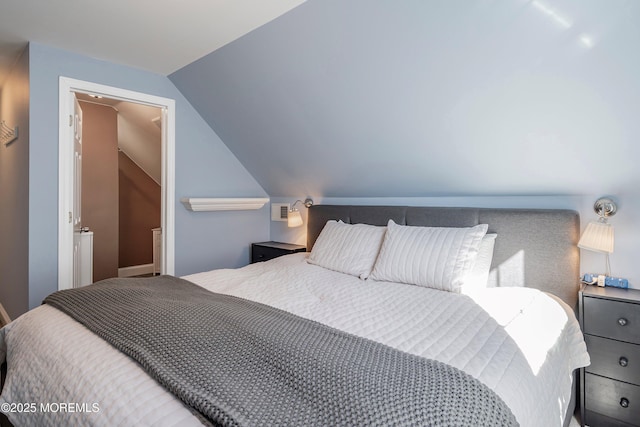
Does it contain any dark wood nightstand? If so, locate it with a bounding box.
[579,284,640,426]
[251,241,306,264]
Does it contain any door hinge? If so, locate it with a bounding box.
[69,211,72,223]
[69,115,73,127]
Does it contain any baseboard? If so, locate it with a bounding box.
[118,263,154,278]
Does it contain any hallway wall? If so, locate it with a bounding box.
[80,101,119,281]
[119,151,161,268]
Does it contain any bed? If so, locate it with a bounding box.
[0,205,589,427]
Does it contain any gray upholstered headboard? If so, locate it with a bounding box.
[307,205,580,309]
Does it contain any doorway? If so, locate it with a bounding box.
[77,95,163,281]
[58,77,176,290]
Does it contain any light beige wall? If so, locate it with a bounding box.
[118,151,161,267]
[80,102,119,281]
[0,46,29,320]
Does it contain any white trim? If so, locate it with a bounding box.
[58,87,73,290]
[180,197,270,211]
[58,77,176,290]
[118,264,155,278]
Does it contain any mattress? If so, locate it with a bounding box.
[0,253,589,426]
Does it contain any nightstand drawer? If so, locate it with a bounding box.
[585,334,640,384]
[250,242,306,263]
[584,297,640,345]
[252,245,286,262]
[585,373,640,426]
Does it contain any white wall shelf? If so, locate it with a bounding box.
[180,197,269,212]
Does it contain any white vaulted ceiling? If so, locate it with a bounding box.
[0,0,305,85]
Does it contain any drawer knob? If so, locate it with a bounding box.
[619,356,629,367]
[620,397,630,408]
[618,318,628,326]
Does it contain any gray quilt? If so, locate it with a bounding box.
[44,276,518,427]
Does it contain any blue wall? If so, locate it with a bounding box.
[170,1,640,289]
[10,2,638,312]
[26,43,269,310]
[170,0,640,198]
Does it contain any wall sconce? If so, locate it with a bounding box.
[288,198,313,228]
[578,197,616,275]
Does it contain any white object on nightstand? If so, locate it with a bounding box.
[578,197,616,276]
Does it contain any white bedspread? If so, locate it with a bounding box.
[0,253,589,427]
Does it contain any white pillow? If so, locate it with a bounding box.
[370,220,488,292]
[460,233,497,294]
[307,220,387,279]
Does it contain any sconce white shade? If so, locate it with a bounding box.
[578,221,614,254]
[287,210,303,228]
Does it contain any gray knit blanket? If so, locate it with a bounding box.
[44,276,518,427]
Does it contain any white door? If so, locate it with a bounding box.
[72,96,84,288]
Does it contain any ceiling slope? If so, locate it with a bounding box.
[170,0,640,198]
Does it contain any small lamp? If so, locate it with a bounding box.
[287,198,313,228]
[578,197,616,276]
[287,210,303,228]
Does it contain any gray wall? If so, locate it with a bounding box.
[0,46,29,320]
[118,151,161,268]
[80,101,120,281]
[25,42,269,313]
